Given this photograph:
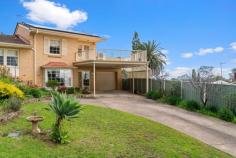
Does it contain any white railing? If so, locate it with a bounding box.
[75,49,147,62]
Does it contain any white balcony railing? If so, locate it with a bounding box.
[75,49,147,62]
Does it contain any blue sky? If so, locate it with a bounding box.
[0,0,236,78]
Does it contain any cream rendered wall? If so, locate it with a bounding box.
[34,33,96,87]
[14,25,123,89]
[19,48,34,82]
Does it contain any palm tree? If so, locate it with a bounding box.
[141,40,166,77]
[47,92,82,143]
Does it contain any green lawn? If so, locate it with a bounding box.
[0,102,233,158]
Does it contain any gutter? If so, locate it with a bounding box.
[0,42,32,49]
[33,29,38,85]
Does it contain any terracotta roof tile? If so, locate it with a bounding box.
[0,35,29,45]
[41,62,70,68]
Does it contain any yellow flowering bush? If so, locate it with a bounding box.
[0,82,24,99]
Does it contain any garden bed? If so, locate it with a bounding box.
[0,111,20,123]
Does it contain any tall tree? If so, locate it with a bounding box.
[141,40,166,77]
[192,69,197,80]
[132,32,141,50]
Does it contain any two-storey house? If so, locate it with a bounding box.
[0,22,148,96]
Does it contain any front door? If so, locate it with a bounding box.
[80,71,90,90]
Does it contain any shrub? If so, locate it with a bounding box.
[17,84,31,95]
[0,66,10,78]
[0,82,24,99]
[225,93,236,116]
[3,96,22,112]
[57,86,67,93]
[46,92,82,144]
[159,96,181,105]
[51,124,70,144]
[185,100,200,111]
[39,88,50,96]
[66,87,75,94]
[29,88,42,98]
[151,91,162,100]
[178,100,188,108]
[46,80,59,90]
[206,105,218,113]
[218,107,234,122]
[165,96,182,105]
[146,91,154,99]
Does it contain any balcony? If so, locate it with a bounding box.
[75,49,147,63]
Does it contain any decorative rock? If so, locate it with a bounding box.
[7,131,20,138]
[0,112,19,123]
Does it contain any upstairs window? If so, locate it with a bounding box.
[50,40,61,55]
[7,50,18,66]
[84,45,89,59]
[0,49,3,65]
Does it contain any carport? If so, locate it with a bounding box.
[73,60,149,97]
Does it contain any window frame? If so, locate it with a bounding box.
[45,69,72,87]
[6,49,19,67]
[49,39,61,55]
[0,48,3,65]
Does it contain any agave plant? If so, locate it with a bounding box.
[47,92,82,143]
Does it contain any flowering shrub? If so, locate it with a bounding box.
[0,82,24,99]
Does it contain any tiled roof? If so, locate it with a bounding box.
[0,35,29,45]
[41,62,70,68]
[20,22,102,38]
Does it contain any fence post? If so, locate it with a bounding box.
[163,79,166,92]
[151,79,153,91]
[181,80,183,99]
[132,69,134,94]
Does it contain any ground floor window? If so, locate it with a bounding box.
[0,49,3,65]
[7,50,18,66]
[45,69,72,87]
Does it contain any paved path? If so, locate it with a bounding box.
[80,91,236,157]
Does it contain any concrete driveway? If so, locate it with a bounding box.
[80,91,236,157]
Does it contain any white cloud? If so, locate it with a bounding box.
[22,0,87,29]
[230,58,236,64]
[230,42,236,51]
[181,52,193,58]
[196,46,224,56]
[167,67,192,78]
[162,49,169,55]
[165,57,171,65]
[212,68,231,78]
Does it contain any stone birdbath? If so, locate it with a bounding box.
[26,114,43,134]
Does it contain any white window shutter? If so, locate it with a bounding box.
[44,36,50,54]
[62,39,67,56]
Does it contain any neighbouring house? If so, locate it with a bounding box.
[0,22,148,96]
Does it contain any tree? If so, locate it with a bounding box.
[47,92,82,143]
[190,66,215,107]
[176,74,190,81]
[140,40,166,77]
[132,32,142,50]
[192,69,197,80]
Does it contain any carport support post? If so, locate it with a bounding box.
[132,68,134,94]
[146,63,149,93]
[93,62,96,97]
